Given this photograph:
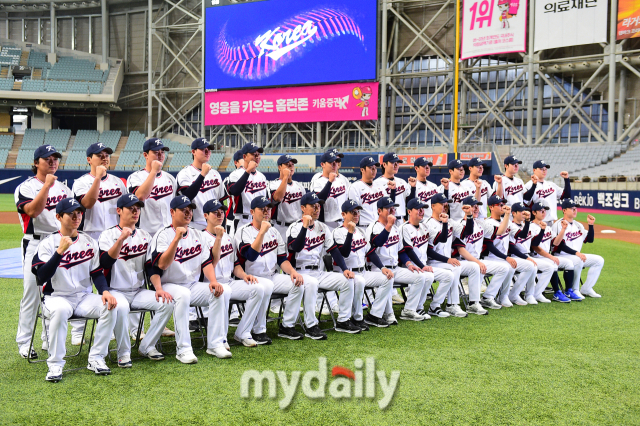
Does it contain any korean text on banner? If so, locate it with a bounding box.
[377,153,448,167]
[534,0,606,51]
[617,0,640,40]
[461,0,527,60]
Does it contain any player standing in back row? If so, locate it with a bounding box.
[523,160,571,225]
[270,154,305,240]
[349,156,386,232]
[312,150,350,230]
[459,157,492,219]
[373,153,411,225]
[493,155,533,207]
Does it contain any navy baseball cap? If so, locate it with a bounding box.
[487,195,507,206]
[511,202,527,212]
[382,153,404,163]
[170,195,196,210]
[561,199,578,209]
[504,155,522,165]
[531,201,550,211]
[34,144,62,160]
[56,197,85,214]
[251,195,275,209]
[143,138,170,152]
[203,199,225,213]
[360,156,380,168]
[448,159,464,169]
[468,158,484,167]
[431,193,452,205]
[86,142,113,157]
[277,154,298,165]
[325,148,344,158]
[341,199,362,212]
[461,195,482,206]
[191,137,214,151]
[533,160,550,169]
[233,150,243,162]
[377,196,399,209]
[407,198,428,210]
[117,193,144,209]
[241,142,264,155]
[300,192,324,206]
[320,151,340,163]
[414,157,433,167]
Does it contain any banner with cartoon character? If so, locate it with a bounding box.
[618,0,640,40]
[534,0,606,51]
[204,82,379,125]
[461,0,527,60]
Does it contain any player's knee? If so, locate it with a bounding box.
[251,283,265,299]
[303,276,319,293]
[50,304,73,320]
[260,278,274,296]
[423,272,435,285]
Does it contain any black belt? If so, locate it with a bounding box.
[383,265,397,270]
[276,220,294,227]
[26,234,41,240]
[241,214,251,220]
[359,223,371,228]
[395,216,402,220]
[352,267,366,273]
[297,265,318,271]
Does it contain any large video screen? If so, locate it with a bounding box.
[204,0,378,91]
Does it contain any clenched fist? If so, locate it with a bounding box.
[57,236,73,254]
[45,174,58,188]
[440,178,450,189]
[539,221,547,230]
[346,221,356,233]
[213,225,225,238]
[329,172,337,183]
[408,176,417,187]
[523,211,531,221]
[387,180,397,190]
[175,227,186,238]
[245,160,257,173]
[201,163,212,176]
[96,165,107,179]
[587,214,595,225]
[260,221,272,233]
[439,213,449,223]
[462,205,472,216]
[474,179,482,190]
[151,160,163,172]
[282,168,291,180]
[302,215,313,228]
[560,171,569,179]
[530,175,538,184]
[503,205,511,215]
[561,219,568,229]
[386,215,396,227]
[494,175,502,184]
[119,227,133,240]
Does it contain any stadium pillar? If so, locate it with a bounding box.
[101,0,109,64]
[379,0,389,148]
[49,2,55,54]
[452,0,461,158]
[147,0,153,137]
[526,0,535,145]
[618,69,627,139]
[608,0,618,143]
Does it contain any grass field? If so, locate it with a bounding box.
[0,225,639,424]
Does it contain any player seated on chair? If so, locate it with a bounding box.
[503,202,538,306]
[31,198,118,382]
[551,199,604,299]
[201,199,274,347]
[146,196,232,363]
[98,194,174,368]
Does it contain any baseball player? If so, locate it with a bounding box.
[493,155,530,206]
[438,159,473,222]
[176,138,224,231]
[15,144,71,359]
[31,198,117,382]
[234,196,309,341]
[222,150,244,237]
[423,193,481,318]
[311,150,350,229]
[399,198,457,317]
[201,199,273,346]
[226,142,269,230]
[270,154,305,240]
[98,194,173,366]
[349,156,386,232]
[72,142,126,240]
[366,196,430,322]
[287,192,362,336]
[523,160,572,225]
[126,138,176,236]
[410,157,439,220]
[529,201,573,303]
[373,153,411,225]
[451,196,511,311]
[551,199,603,298]
[334,200,394,328]
[459,158,492,219]
[147,196,232,362]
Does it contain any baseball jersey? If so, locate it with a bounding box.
[221,175,234,220]
[509,220,540,255]
[523,180,565,222]
[373,176,410,217]
[234,223,287,277]
[551,219,588,253]
[227,167,269,219]
[531,222,554,255]
[481,217,511,259]
[415,179,439,220]
[32,231,101,296]
[147,226,212,286]
[269,179,305,225]
[424,217,462,258]
[365,221,401,267]
[98,226,151,291]
[348,181,385,227]
[287,220,335,270]
[311,173,350,223]
[333,226,369,269]
[438,181,472,222]
[177,165,224,229]
[493,175,525,206]
[127,169,176,235]
[73,173,127,233]
[460,178,492,219]
[15,176,71,236]
[454,218,485,259]
[201,229,236,284]
[400,221,431,265]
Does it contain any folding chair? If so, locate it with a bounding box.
[458,277,469,310]
[316,289,338,332]
[266,293,288,327]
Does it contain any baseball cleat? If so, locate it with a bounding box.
[189,320,201,332]
[335,320,361,334]
[207,346,232,359]
[552,291,571,303]
[383,313,399,325]
[364,313,389,328]
[467,302,489,315]
[118,355,132,368]
[251,333,273,345]
[45,366,63,383]
[161,327,175,337]
[269,305,281,315]
[565,288,584,301]
[446,304,468,318]
[581,289,601,298]
[427,306,451,318]
[19,347,38,359]
[500,298,513,308]
[510,296,528,306]
[234,335,258,347]
[176,350,198,364]
[392,293,405,304]
[304,325,328,340]
[87,359,112,375]
[42,340,49,351]
[351,319,369,332]
[139,348,165,360]
[277,325,305,340]
[223,340,231,351]
[400,309,425,321]
[229,317,241,328]
[480,297,502,310]
[525,295,538,305]
[71,335,85,346]
[535,295,551,303]
[316,306,332,316]
[130,331,146,341]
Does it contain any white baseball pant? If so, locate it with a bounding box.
[305,270,353,325]
[42,292,116,369]
[429,261,481,304]
[529,257,557,299]
[228,277,273,340]
[568,253,603,293]
[268,272,317,328]
[421,265,454,310]
[375,266,430,313]
[354,271,393,319]
[480,258,514,300]
[555,254,585,290]
[111,288,174,358]
[508,257,537,302]
[17,237,42,351]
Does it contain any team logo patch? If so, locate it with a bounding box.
[45,194,67,211]
[383,234,400,248]
[98,187,122,202]
[412,233,430,248]
[246,181,267,194]
[59,248,95,269]
[418,188,438,203]
[351,238,367,252]
[149,184,173,201]
[466,230,484,245]
[119,242,149,261]
[260,238,279,256]
[361,190,384,205]
[329,185,346,199]
[536,187,555,199]
[174,244,203,263]
[305,234,326,251]
[200,178,221,193]
[283,191,304,204]
[505,184,523,196]
[565,230,583,242]
[220,242,234,259]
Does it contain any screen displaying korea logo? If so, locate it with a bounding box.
[205,0,377,90]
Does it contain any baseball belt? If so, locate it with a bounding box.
[297,265,319,271]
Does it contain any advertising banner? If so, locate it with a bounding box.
[570,190,640,213]
[377,153,449,167]
[459,152,492,160]
[534,0,606,51]
[204,82,379,126]
[461,0,527,60]
[617,0,640,40]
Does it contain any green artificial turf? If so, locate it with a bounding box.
[0,193,15,212]
[0,239,638,424]
[0,224,23,251]
[574,211,640,232]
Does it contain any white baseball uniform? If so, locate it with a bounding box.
[531,222,579,278]
[227,167,269,229]
[493,175,525,206]
[269,179,305,240]
[127,170,176,236]
[438,181,472,222]
[460,178,492,219]
[373,176,410,222]
[73,173,127,239]
[177,165,224,230]
[524,180,568,223]
[501,219,537,302]
[311,173,350,228]
[348,180,386,230]
[415,179,439,221]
